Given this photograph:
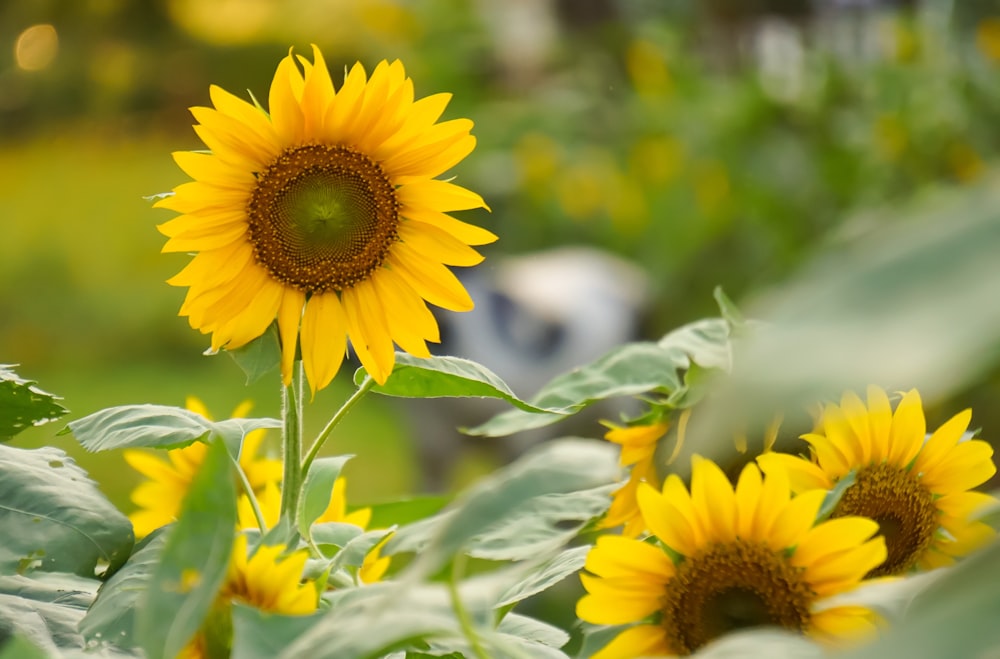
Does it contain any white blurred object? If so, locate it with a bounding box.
[406,246,651,490]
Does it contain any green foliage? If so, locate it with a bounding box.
[135,437,236,659]
[0,573,97,655]
[230,605,323,659]
[0,365,67,441]
[0,444,133,577]
[65,404,279,453]
[227,327,281,385]
[297,455,353,540]
[359,353,559,414]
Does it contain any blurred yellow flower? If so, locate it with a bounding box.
[578,459,886,657]
[158,45,494,392]
[759,385,998,576]
[123,397,281,538]
[600,419,671,537]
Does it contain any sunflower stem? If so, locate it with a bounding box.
[449,554,491,659]
[232,456,268,532]
[279,361,305,526]
[301,375,374,475]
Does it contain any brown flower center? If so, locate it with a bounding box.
[663,540,813,654]
[247,144,400,294]
[832,463,938,576]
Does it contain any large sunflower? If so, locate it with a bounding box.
[123,397,281,537]
[758,385,997,576]
[578,458,886,657]
[158,45,495,392]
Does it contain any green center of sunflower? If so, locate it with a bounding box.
[663,540,812,654]
[832,463,938,576]
[247,144,400,294]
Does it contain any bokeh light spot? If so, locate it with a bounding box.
[14,24,59,72]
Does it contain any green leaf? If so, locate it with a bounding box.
[466,486,612,561]
[696,629,823,658]
[466,342,689,437]
[0,365,67,441]
[657,318,732,372]
[713,285,746,329]
[230,604,323,659]
[80,531,167,650]
[227,326,281,385]
[816,471,856,521]
[496,545,591,608]
[401,438,618,580]
[65,404,278,453]
[0,444,133,577]
[842,539,1000,659]
[496,613,570,650]
[0,572,97,655]
[327,529,394,573]
[309,522,365,550]
[357,353,557,414]
[297,455,353,540]
[135,437,236,659]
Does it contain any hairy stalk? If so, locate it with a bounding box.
[449,555,491,659]
[279,362,304,525]
[301,375,374,474]
[232,456,267,532]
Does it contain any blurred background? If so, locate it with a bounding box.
[4,0,1000,510]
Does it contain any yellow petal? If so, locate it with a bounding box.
[793,517,880,567]
[388,243,474,312]
[637,481,698,557]
[276,288,306,386]
[757,451,832,494]
[590,625,670,659]
[342,280,396,384]
[887,389,925,468]
[734,463,763,539]
[768,489,826,550]
[865,385,893,461]
[397,220,484,267]
[912,408,972,476]
[690,456,737,543]
[919,439,996,494]
[300,292,348,394]
[395,179,489,213]
[577,575,664,625]
[268,51,304,144]
[584,535,675,580]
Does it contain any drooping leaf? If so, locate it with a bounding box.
[357,353,558,414]
[466,486,612,561]
[496,545,591,608]
[465,342,690,437]
[135,437,236,659]
[297,455,353,540]
[0,444,133,577]
[230,604,323,659]
[0,365,67,441]
[79,531,168,651]
[227,326,281,385]
[400,438,618,580]
[64,404,278,453]
[0,573,97,655]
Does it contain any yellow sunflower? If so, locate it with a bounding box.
[179,533,317,658]
[237,477,390,584]
[158,45,495,392]
[124,397,281,537]
[578,458,886,657]
[600,418,671,537]
[758,385,998,576]
[237,477,371,530]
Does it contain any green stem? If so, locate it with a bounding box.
[279,361,304,525]
[449,555,490,659]
[301,375,374,474]
[232,456,267,532]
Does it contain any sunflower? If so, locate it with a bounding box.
[758,385,998,576]
[124,397,281,537]
[577,458,886,657]
[237,477,371,530]
[600,418,671,537]
[179,533,317,658]
[158,45,495,392]
[237,477,390,583]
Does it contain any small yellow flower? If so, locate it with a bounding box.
[158,45,495,392]
[124,397,281,537]
[758,385,998,575]
[578,458,886,657]
[237,477,371,531]
[600,419,671,537]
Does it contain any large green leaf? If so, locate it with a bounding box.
[465,341,691,437]
[0,573,97,655]
[79,531,167,651]
[843,538,1000,659]
[64,404,279,453]
[496,545,591,608]
[0,444,133,577]
[135,437,236,659]
[0,365,67,441]
[357,353,558,414]
[399,438,618,581]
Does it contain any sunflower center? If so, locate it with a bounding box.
[663,540,813,654]
[832,463,937,576]
[247,144,400,294]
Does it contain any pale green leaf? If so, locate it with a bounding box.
[227,326,281,385]
[496,545,591,608]
[0,573,97,655]
[297,455,353,540]
[230,604,323,659]
[0,444,133,577]
[135,437,236,659]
